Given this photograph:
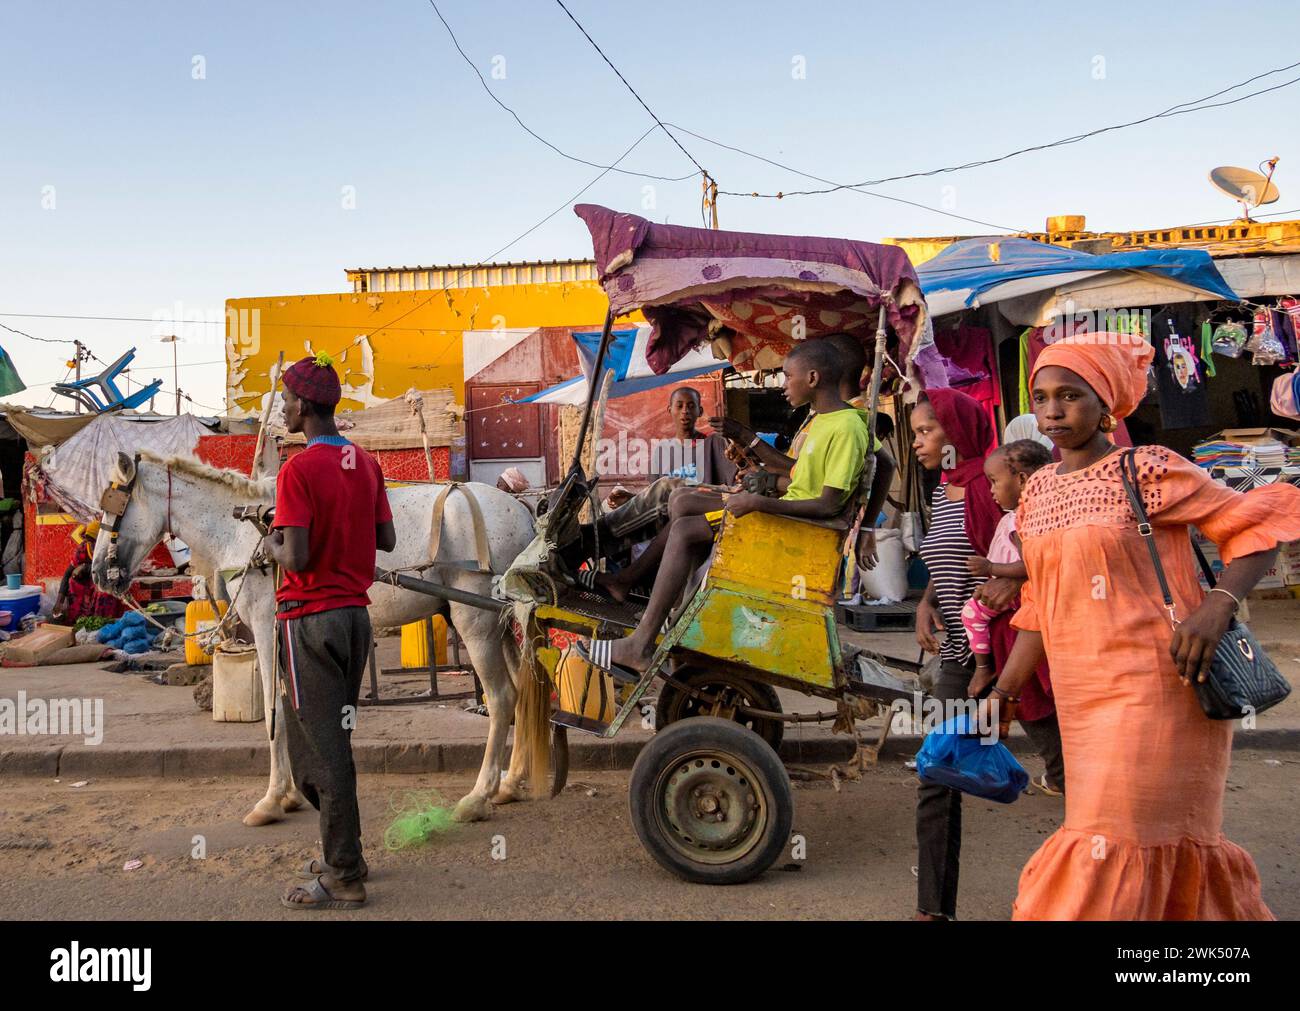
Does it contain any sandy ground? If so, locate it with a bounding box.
[1,747,1296,920]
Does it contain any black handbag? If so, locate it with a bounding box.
[1117,449,1291,720]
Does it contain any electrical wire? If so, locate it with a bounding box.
[0,312,583,334]
[427,0,693,184]
[709,60,1300,199]
[662,123,1027,232]
[324,123,660,364]
[552,0,708,180]
[0,320,77,345]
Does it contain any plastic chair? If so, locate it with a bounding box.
[52,348,163,413]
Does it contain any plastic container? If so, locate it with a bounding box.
[556,650,616,723]
[400,616,448,668]
[0,585,42,627]
[185,599,229,666]
[212,643,263,723]
[859,528,909,602]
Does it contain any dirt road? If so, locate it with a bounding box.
[3,747,1296,920]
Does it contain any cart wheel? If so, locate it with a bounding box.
[629,716,793,885]
[656,668,784,753]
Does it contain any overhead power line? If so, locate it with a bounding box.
[0,320,77,345]
[324,123,661,363]
[553,0,708,179]
[664,123,1027,232]
[713,59,1300,199]
[427,1,693,183]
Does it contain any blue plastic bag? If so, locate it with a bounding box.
[915,715,1028,804]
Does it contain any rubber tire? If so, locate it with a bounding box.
[655,668,785,754]
[629,716,794,885]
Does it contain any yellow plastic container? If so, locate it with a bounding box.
[185,599,229,666]
[400,616,449,668]
[556,650,616,723]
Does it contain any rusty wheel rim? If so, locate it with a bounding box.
[654,748,767,866]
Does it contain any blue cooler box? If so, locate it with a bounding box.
[0,585,43,628]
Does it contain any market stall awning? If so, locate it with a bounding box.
[917,237,1240,317]
[574,204,929,377]
[517,325,725,406]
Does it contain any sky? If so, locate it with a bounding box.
[2,0,1298,411]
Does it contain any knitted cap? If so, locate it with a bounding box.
[282,352,341,406]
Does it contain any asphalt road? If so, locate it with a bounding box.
[1,750,1296,920]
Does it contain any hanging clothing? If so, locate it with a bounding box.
[933,325,1001,430]
[1010,446,1300,920]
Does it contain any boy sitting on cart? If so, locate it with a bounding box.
[580,337,873,678]
[594,332,893,603]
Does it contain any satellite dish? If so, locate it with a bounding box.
[1209,161,1281,221]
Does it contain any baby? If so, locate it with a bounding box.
[962,439,1053,696]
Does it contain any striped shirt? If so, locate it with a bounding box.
[919,484,983,664]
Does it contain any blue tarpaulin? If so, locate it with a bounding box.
[518,325,725,405]
[917,237,1239,313]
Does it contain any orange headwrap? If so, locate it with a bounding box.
[1029,332,1155,419]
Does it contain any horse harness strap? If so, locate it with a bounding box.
[428,483,492,573]
[99,454,176,583]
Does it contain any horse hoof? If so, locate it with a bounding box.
[453,794,492,823]
[491,785,522,806]
[280,792,306,813]
[243,801,283,827]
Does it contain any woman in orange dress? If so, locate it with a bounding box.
[986,332,1300,920]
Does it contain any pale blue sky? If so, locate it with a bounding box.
[2,0,1297,409]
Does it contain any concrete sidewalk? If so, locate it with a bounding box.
[2,600,1298,780]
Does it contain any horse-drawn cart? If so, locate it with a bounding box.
[388,205,939,884]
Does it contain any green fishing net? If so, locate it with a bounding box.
[383,790,458,851]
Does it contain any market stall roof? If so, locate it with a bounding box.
[574,204,929,377]
[917,237,1240,316]
[518,325,725,406]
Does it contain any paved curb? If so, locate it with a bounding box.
[3,725,1296,779]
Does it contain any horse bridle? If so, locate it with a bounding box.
[98,453,175,585]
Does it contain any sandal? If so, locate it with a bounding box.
[281,875,365,911]
[574,638,642,685]
[296,857,368,881]
[1031,773,1064,797]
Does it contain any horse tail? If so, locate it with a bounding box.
[505,605,556,797]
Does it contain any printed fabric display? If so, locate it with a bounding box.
[1153,317,1211,428]
[1163,316,1202,393]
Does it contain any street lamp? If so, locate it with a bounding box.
[158,334,181,414]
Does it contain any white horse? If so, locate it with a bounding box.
[91,450,540,826]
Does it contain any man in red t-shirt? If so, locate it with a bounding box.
[266,354,395,912]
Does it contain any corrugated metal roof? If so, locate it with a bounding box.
[344,259,601,294]
[345,258,596,273]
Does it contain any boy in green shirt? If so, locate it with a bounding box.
[582,339,871,677]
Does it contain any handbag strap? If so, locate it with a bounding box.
[1190,538,1218,588]
[1117,449,1180,629]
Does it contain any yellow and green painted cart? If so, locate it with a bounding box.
[497,206,935,884]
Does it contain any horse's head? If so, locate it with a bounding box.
[91,452,170,595]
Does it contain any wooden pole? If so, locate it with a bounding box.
[416,397,435,481]
[251,351,285,480]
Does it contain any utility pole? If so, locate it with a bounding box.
[159,334,180,414]
[73,340,84,414]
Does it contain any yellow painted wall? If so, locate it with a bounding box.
[224,281,639,418]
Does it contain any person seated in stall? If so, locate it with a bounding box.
[579,339,872,677]
[51,519,125,625]
[594,332,893,601]
[652,386,738,486]
[589,385,738,554]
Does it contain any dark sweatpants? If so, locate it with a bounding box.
[278,606,371,883]
[915,658,973,919]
